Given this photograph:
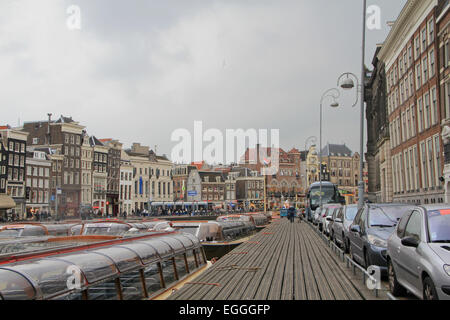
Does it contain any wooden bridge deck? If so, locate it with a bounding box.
[169,218,367,300]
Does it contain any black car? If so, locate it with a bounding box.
[347,203,415,274]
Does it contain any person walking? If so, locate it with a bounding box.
[288,206,296,223]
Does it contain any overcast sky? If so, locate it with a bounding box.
[0,0,407,161]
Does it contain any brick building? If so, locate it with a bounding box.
[437,1,450,202]
[100,139,122,216]
[365,45,393,203]
[22,115,85,218]
[320,143,361,204]
[240,145,302,209]
[172,164,197,202]
[90,136,108,215]
[0,126,28,218]
[378,0,446,204]
[25,148,51,215]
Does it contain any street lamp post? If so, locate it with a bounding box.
[336,72,364,209]
[334,0,367,210]
[319,88,340,209]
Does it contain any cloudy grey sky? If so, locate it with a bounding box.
[0,0,407,160]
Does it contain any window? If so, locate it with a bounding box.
[429,49,435,77]
[421,28,427,53]
[120,270,144,300]
[415,36,420,59]
[421,142,428,189]
[424,92,430,129]
[418,97,424,133]
[434,135,442,187]
[431,87,437,126]
[428,140,435,188]
[428,19,434,44]
[404,210,422,241]
[423,56,428,83]
[414,146,419,190]
[144,263,162,296]
[409,72,414,95]
[408,46,413,66]
[87,278,119,300]
[416,64,421,89]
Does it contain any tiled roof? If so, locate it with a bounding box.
[320,143,353,157]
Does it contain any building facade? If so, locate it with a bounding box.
[22,116,85,218]
[240,145,302,209]
[378,0,445,204]
[25,148,51,215]
[119,150,133,215]
[100,139,122,216]
[172,164,197,202]
[321,144,361,204]
[365,45,393,203]
[90,136,108,215]
[80,135,93,212]
[437,1,450,202]
[0,127,28,218]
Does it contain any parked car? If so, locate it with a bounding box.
[323,205,341,236]
[313,207,322,227]
[387,205,450,300]
[318,204,341,233]
[330,204,359,253]
[348,203,415,274]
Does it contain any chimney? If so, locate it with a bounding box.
[47,113,52,145]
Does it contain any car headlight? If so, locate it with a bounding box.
[444,265,450,277]
[367,235,387,248]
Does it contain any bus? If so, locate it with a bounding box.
[305,181,345,222]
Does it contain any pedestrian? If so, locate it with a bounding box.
[288,206,296,223]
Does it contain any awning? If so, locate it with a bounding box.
[0,194,16,209]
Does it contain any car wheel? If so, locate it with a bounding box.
[342,239,350,253]
[388,260,406,297]
[423,277,439,300]
[349,243,354,261]
[364,250,371,269]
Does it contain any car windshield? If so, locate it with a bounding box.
[310,187,336,206]
[427,210,450,242]
[369,206,411,227]
[326,208,338,216]
[345,207,358,220]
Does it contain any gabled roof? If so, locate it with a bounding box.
[320,143,353,157]
[198,171,225,182]
[54,115,75,124]
[89,136,105,147]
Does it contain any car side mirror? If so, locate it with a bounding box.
[350,225,361,233]
[401,236,419,248]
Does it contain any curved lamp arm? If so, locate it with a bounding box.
[305,135,318,151]
[320,88,340,106]
[337,72,360,107]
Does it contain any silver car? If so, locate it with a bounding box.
[331,204,359,253]
[387,205,450,300]
[317,204,341,233]
[313,207,322,227]
[323,205,341,236]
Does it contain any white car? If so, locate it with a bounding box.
[319,204,342,234]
